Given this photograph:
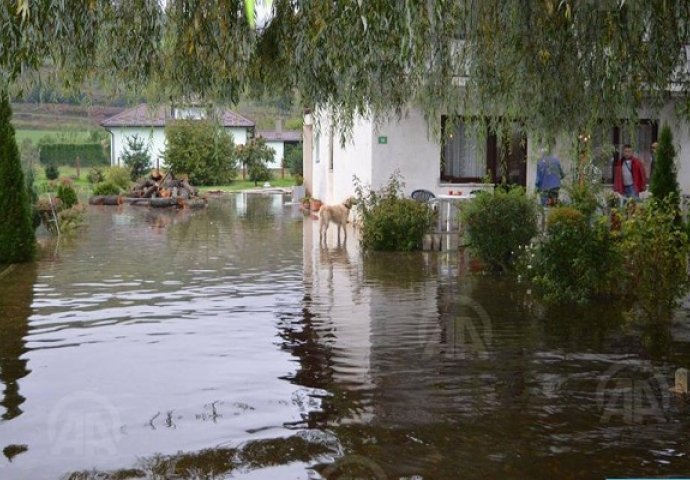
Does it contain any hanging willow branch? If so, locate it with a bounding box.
[2,0,690,136]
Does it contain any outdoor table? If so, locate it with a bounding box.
[435,193,474,232]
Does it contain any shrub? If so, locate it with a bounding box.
[0,92,35,263]
[355,172,434,251]
[56,184,78,209]
[165,120,237,185]
[87,167,105,184]
[237,137,275,185]
[565,182,599,218]
[120,134,151,180]
[285,144,303,176]
[619,198,689,318]
[39,143,108,167]
[45,163,60,180]
[649,124,680,208]
[92,181,121,196]
[57,204,86,234]
[106,166,131,191]
[461,187,538,270]
[520,207,622,303]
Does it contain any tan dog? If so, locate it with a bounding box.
[319,197,356,244]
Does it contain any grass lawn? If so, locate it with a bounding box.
[15,129,93,144]
[33,165,93,193]
[199,175,297,192]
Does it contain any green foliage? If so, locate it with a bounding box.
[56,184,78,209]
[619,199,690,318]
[39,143,107,167]
[120,134,151,180]
[87,167,105,184]
[44,163,60,180]
[165,120,237,186]
[56,204,86,234]
[285,143,303,176]
[106,166,131,191]
[520,207,621,304]
[237,137,275,185]
[649,124,680,207]
[92,182,121,196]
[355,173,434,251]
[565,182,599,218]
[0,92,35,263]
[461,187,538,270]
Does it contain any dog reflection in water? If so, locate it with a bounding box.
[319,197,356,245]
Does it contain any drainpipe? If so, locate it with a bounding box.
[104,128,115,166]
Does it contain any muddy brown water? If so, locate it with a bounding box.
[1,194,689,479]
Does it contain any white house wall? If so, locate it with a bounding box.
[227,127,249,146]
[312,114,374,204]
[371,110,441,196]
[109,126,250,168]
[109,127,166,168]
[265,140,284,169]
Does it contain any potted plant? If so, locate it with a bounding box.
[310,197,323,211]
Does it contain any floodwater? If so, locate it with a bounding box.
[1,194,689,480]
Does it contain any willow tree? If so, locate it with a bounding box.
[3,1,690,136]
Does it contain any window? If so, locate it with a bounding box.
[441,117,487,181]
[441,116,527,186]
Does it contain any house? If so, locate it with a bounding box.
[303,101,690,205]
[256,129,302,169]
[101,104,255,167]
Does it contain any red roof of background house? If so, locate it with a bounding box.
[101,103,255,128]
[257,130,302,142]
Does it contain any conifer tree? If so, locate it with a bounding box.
[0,92,35,263]
[649,124,680,207]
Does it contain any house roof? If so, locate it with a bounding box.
[257,130,302,142]
[101,103,255,128]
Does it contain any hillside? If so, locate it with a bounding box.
[11,99,303,134]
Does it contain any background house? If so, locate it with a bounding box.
[101,104,255,167]
[256,130,302,169]
[304,102,690,205]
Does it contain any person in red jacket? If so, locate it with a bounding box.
[613,144,647,200]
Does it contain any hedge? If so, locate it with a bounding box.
[39,143,108,167]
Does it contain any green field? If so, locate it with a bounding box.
[15,129,94,145]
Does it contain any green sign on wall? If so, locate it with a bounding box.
[378,136,388,144]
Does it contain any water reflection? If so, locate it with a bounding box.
[299,220,690,479]
[0,264,36,421]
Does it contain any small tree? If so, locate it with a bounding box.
[165,120,237,186]
[649,124,680,206]
[0,92,35,263]
[285,144,303,176]
[237,137,274,186]
[120,134,151,180]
